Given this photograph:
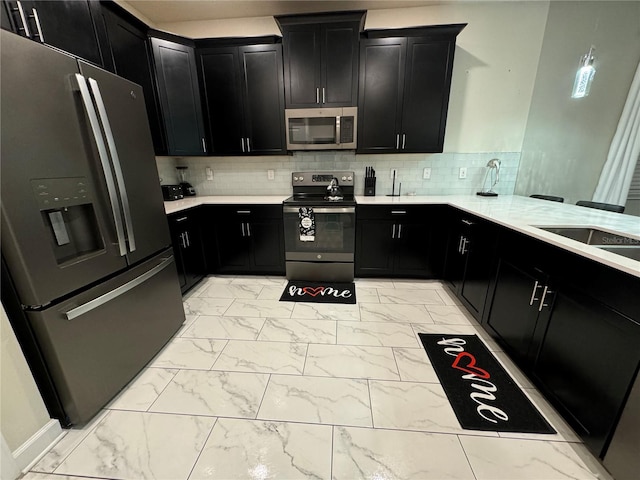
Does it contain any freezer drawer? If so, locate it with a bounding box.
[26,252,185,425]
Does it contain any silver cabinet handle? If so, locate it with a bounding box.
[529,280,541,305]
[402,134,406,150]
[185,231,190,247]
[15,1,31,37]
[335,116,341,145]
[31,8,44,42]
[74,74,127,256]
[179,232,186,248]
[392,224,396,239]
[65,256,173,320]
[88,78,136,253]
[457,236,464,253]
[398,224,402,239]
[246,137,250,153]
[241,138,245,153]
[461,219,474,226]
[396,134,400,150]
[201,137,206,153]
[461,237,469,255]
[175,216,188,223]
[391,210,406,214]
[322,87,326,104]
[538,286,553,312]
[237,210,251,214]
[316,87,320,104]
[246,222,251,237]
[241,222,245,237]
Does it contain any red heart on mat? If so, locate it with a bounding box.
[451,352,491,379]
[303,286,325,297]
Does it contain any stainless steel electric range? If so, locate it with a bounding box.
[283,171,356,282]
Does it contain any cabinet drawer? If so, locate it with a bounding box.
[357,205,430,220]
[208,205,283,220]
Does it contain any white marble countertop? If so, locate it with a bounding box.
[357,194,640,278]
[164,195,289,215]
[165,194,640,277]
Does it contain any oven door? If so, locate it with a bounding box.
[283,206,355,262]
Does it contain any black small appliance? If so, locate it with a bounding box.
[161,184,183,201]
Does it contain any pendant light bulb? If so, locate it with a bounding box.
[572,46,596,99]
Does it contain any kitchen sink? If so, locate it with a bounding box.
[535,226,640,261]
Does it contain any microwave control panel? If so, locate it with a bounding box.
[340,116,355,143]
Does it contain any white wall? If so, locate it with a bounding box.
[154,1,550,154]
[1,305,50,451]
[515,1,640,204]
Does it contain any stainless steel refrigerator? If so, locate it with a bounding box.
[0,31,185,426]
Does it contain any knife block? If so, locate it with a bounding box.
[364,178,376,196]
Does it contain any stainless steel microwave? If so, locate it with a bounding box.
[285,107,357,150]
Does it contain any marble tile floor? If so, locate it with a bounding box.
[24,276,613,480]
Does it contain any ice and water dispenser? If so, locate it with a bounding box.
[32,177,104,264]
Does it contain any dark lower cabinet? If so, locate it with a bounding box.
[150,35,207,156]
[531,285,640,458]
[168,210,205,294]
[202,206,285,275]
[484,259,549,368]
[482,230,640,460]
[444,212,497,319]
[356,206,445,278]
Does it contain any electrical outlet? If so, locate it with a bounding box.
[459,167,467,179]
[423,167,431,179]
[390,168,398,179]
[267,169,275,180]
[206,167,214,181]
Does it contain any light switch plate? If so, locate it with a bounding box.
[206,167,214,181]
[423,167,431,179]
[267,169,275,180]
[459,167,467,179]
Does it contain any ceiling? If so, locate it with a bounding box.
[122,0,448,24]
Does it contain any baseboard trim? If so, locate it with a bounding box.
[12,419,64,473]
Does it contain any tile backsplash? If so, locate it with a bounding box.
[156,152,520,197]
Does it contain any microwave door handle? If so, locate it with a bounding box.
[74,74,127,257]
[336,116,341,145]
[88,77,136,253]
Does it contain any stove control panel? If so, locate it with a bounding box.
[291,171,354,186]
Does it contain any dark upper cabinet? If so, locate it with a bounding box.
[358,25,465,154]
[3,0,110,68]
[101,5,165,154]
[197,41,286,155]
[150,35,207,156]
[276,12,365,108]
[356,205,445,278]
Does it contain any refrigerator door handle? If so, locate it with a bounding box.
[87,77,136,253]
[74,74,127,257]
[64,256,174,320]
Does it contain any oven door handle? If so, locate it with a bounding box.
[283,206,355,214]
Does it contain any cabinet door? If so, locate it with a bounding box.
[282,25,321,108]
[103,7,165,154]
[168,217,188,290]
[181,223,205,290]
[355,219,395,276]
[16,0,105,67]
[401,38,452,153]
[248,219,285,274]
[394,222,431,277]
[198,46,245,154]
[532,287,640,458]
[214,216,251,273]
[240,44,286,155]
[459,219,496,318]
[150,37,207,156]
[357,37,406,153]
[484,259,546,367]
[321,22,359,106]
